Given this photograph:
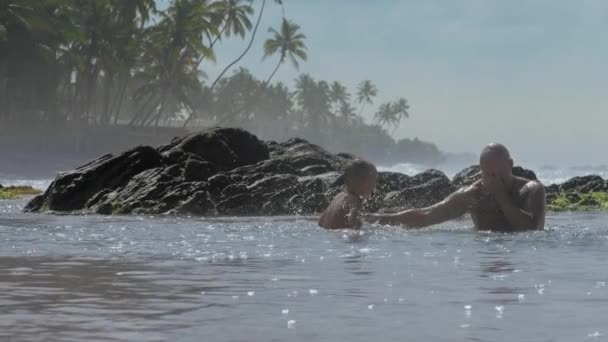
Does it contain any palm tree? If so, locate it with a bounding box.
[393,97,410,119]
[112,0,156,28]
[106,0,157,124]
[185,0,282,127]
[206,0,283,91]
[262,17,307,85]
[391,97,410,130]
[216,0,253,39]
[293,73,317,112]
[0,0,37,122]
[294,74,331,140]
[214,16,306,126]
[328,81,350,114]
[131,0,212,127]
[195,0,253,68]
[374,102,399,133]
[0,1,33,33]
[69,0,117,124]
[256,81,291,121]
[211,67,260,124]
[254,81,292,139]
[338,100,356,123]
[356,80,378,116]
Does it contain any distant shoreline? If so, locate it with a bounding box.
[0,124,454,178]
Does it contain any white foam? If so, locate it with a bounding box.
[495,306,504,318]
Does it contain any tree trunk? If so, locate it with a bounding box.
[264,59,282,87]
[0,74,6,123]
[111,77,128,125]
[131,99,156,127]
[101,74,113,125]
[358,102,367,117]
[146,91,168,128]
[194,21,228,70]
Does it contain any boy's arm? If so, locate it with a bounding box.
[318,210,328,228]
[345,196,363,229]
[365,188,472,228]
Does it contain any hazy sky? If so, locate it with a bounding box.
[165,0,608,166]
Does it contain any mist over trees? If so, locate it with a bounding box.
[0,0,443,165]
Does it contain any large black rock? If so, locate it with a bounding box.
[159,127,269,170]
[25,128,268,215]
[559,175,608,193]
[25,146,164,212]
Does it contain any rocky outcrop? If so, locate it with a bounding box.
[545,175,608,211]
[23,127,608,215]
[558,175,608,194]
[24,127,454,216]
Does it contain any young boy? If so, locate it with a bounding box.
[318,159,378,229]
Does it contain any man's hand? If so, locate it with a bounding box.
[346,207,362,228]
[483,177,546,231]
[482,174,510,203]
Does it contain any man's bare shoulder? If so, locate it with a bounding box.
[526,178,545,189]
[515,177,545,195]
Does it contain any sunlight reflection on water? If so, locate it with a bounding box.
[1,200,607,341]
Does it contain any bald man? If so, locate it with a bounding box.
[366,144,546,231]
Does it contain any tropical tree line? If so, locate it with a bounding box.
[0,0,444,164]
[0,0,293,127]
[207,68,442,164]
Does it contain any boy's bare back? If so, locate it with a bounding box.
[318,191,363,229]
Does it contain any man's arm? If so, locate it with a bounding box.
[494,181,546,230]
[365,188,472,228]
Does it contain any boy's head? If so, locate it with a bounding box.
[344,160,378,198]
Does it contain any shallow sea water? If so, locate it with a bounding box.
[1,198,607,341]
